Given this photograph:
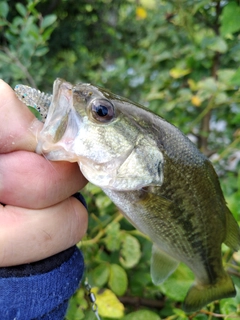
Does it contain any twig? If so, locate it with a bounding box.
[119,295,165,309]
[212,135,240,162]
[226,263,240,272]
[228,270,240,278]
[1,46,36,87]
[189,95,215,132]
[80,213,123,246]
[199,309,239,318]
[128,229,150,241]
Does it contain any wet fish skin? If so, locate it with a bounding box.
[15,79,240,312]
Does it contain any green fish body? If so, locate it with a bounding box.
[15,79,240,312]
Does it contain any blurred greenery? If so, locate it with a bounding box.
[1,0,240,319]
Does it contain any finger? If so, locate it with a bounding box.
[0,151,87,208]
[0,79,43,153]
[0,197,88,266]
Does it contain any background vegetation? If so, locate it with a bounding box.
[0,0,240,319]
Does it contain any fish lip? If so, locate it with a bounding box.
[36,142,79,162]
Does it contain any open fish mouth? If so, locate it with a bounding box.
[35,79,83,162]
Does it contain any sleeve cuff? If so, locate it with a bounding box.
[0,246,84,320]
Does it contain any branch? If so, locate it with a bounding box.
[199,309,239,318]
[1,46,36,87]
[80,213,123,246]
[198,1,221,154]
[119,295,165,309]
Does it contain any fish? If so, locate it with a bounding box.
[15,78,240,312]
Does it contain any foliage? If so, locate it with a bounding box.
[0,0,56,86]
[1,0,240,319]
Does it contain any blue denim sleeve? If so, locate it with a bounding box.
[0,193,87,320]
[0,246,84,319]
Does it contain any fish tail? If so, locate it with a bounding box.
[183,272,236,313]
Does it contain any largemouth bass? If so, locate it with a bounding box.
[15,78,240,312]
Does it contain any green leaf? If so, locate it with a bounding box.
[159,263,194,302]
[0,19,7,26]
[41,14,57,29]
[197,77,218,93]
[95,192,112,209]
[192,0,211,15]
[92,263,110,287]
[0,51,11,63]
[226,190,240,220]
[220,2,240,37]
[230,68,240,86]
[108,264,128,296]
[35,47,49,57]
[65,288,88,320]
[217,69,236,85]
[15,2,27,17]
[83,310,98,320]
[129,270,152,295]
[9,64,26,80]
[66,298,85,320]
[172,308,188,319]
[206,36,228,53]
[169,68,191,79]
[12,16,23,28]
[220,297,239,319]
[42,27,55,41]
[0,1,9,18]
[193,315,208,320]
[120,234,141,268]
[122,309,160,320]
[214,92,229,105]
[104,222,121,251]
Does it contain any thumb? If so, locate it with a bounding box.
[0,80,43,153]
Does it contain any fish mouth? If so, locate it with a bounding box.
[36,108,82,162]
[35,78,81,160]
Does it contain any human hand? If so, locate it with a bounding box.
[0,80,88,266]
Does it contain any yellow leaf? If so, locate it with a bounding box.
[169,68,191,79]
[139,0,155,9]
[233,251,240,262]
[188,79,198,91]
[191,95,201,107]
[136,6,147,19]
[91,287,124,318]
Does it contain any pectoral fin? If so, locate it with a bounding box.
[224,207,240,251]
[151,244,179,285]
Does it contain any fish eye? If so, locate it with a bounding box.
[90,98,115,123]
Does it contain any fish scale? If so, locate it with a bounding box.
[15,78,240,312]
